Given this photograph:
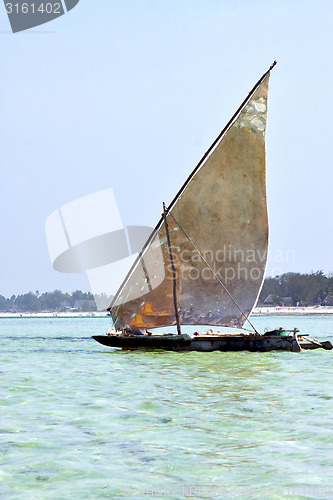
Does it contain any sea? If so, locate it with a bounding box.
[1,316,332,500]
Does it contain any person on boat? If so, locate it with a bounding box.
[124,326,145,335]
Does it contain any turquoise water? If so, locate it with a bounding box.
[1,316,333,500]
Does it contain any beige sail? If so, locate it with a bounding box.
[110,72,271,330]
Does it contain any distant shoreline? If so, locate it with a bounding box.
[252,306,333,316]
[0,312,109,318]
[1,306,333,318]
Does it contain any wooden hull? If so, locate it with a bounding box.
[92,333,304,352]
[92,334,192,350]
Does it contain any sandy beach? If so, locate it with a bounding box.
[1,306,333,318]
[252,306,333,316]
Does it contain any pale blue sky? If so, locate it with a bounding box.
[1,0,332,297]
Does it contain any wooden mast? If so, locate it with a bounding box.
[163,202,181,336]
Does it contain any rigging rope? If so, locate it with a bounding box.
[167,211,260,335]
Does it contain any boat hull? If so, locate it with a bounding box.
[92,334,302,352]
[92,334,192,350]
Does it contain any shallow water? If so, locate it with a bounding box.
[1,316,333,499]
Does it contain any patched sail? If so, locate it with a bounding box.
[109,69,272,330]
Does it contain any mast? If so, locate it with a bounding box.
[163,202,181,336]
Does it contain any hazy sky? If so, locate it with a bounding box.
[1,0,332,297]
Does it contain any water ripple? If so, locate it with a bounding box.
[1,316,332,499]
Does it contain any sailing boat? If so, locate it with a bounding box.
[93,62,332,352]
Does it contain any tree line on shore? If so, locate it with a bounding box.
[0,290,97,313]
[258,271,333,306]
[1,271,332,313]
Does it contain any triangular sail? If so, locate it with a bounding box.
[109,67,273,330]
